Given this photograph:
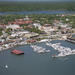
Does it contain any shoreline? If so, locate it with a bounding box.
[0,39,72,52]
[0,39,51,52]
[0,41,27,52]
[0,11,75,15]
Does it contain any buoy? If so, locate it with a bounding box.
[5,65,8,68]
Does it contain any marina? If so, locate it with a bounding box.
[66,39,75,43]
[30,45,50,53]
[46,42,75,57]
[0,40,75,75]
[0,41,27,52]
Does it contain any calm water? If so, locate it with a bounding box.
[0,40,75,75]
[0,11,75,15]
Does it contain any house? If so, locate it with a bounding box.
[6,24,21,30]
[0,39,5,43]
[0,25,6,29]
[62,35,67,40]
[61,27,72,34]
[10,31,30,38]
[24,16,30,21]
[8,18,33,25]
[33,23,42,30]
[13,19,33,25]
[27,39,36,43]
[24,32,39,38]
[41,26,57,35]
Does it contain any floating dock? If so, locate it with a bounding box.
[66,39,75,44]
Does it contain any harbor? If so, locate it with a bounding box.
[46,42,75,57]
[0,1,75,75]
[0,40,75,75]
[30,45,50,53]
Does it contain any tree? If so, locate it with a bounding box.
[0,28,3,36]
[5,28,12,35]
[58,26,61,29]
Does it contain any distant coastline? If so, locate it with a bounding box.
[0,2,75,12]
[0,11,75,15]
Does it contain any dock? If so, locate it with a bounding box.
[66,39,75,44]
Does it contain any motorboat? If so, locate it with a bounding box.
[31,45,50,54]
[46,42,75,57]
[5,65,8,68]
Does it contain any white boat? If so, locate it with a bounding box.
[45,50,50,53]
[46,42,75,58]
[39,39,49,42]
[31,45,50,54]
[5,65,8,68]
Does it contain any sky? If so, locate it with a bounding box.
[0,0,75,1]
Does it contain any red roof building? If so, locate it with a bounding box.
[27,40,36,43]
[8,20,33,25]
[11,50,24,55]
[12,20,33,25]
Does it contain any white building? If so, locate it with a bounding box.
[33,23,42,30]
[41,26,56,34]
[0,39,5,43]
[11,31,30,37]
[6,24,20,30]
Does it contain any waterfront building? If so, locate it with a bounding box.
[11,50,24,55]
[24,32,39,38]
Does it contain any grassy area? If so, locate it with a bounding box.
[0,14,25,24]
[0,28,3,36]
[0,2,75,12]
